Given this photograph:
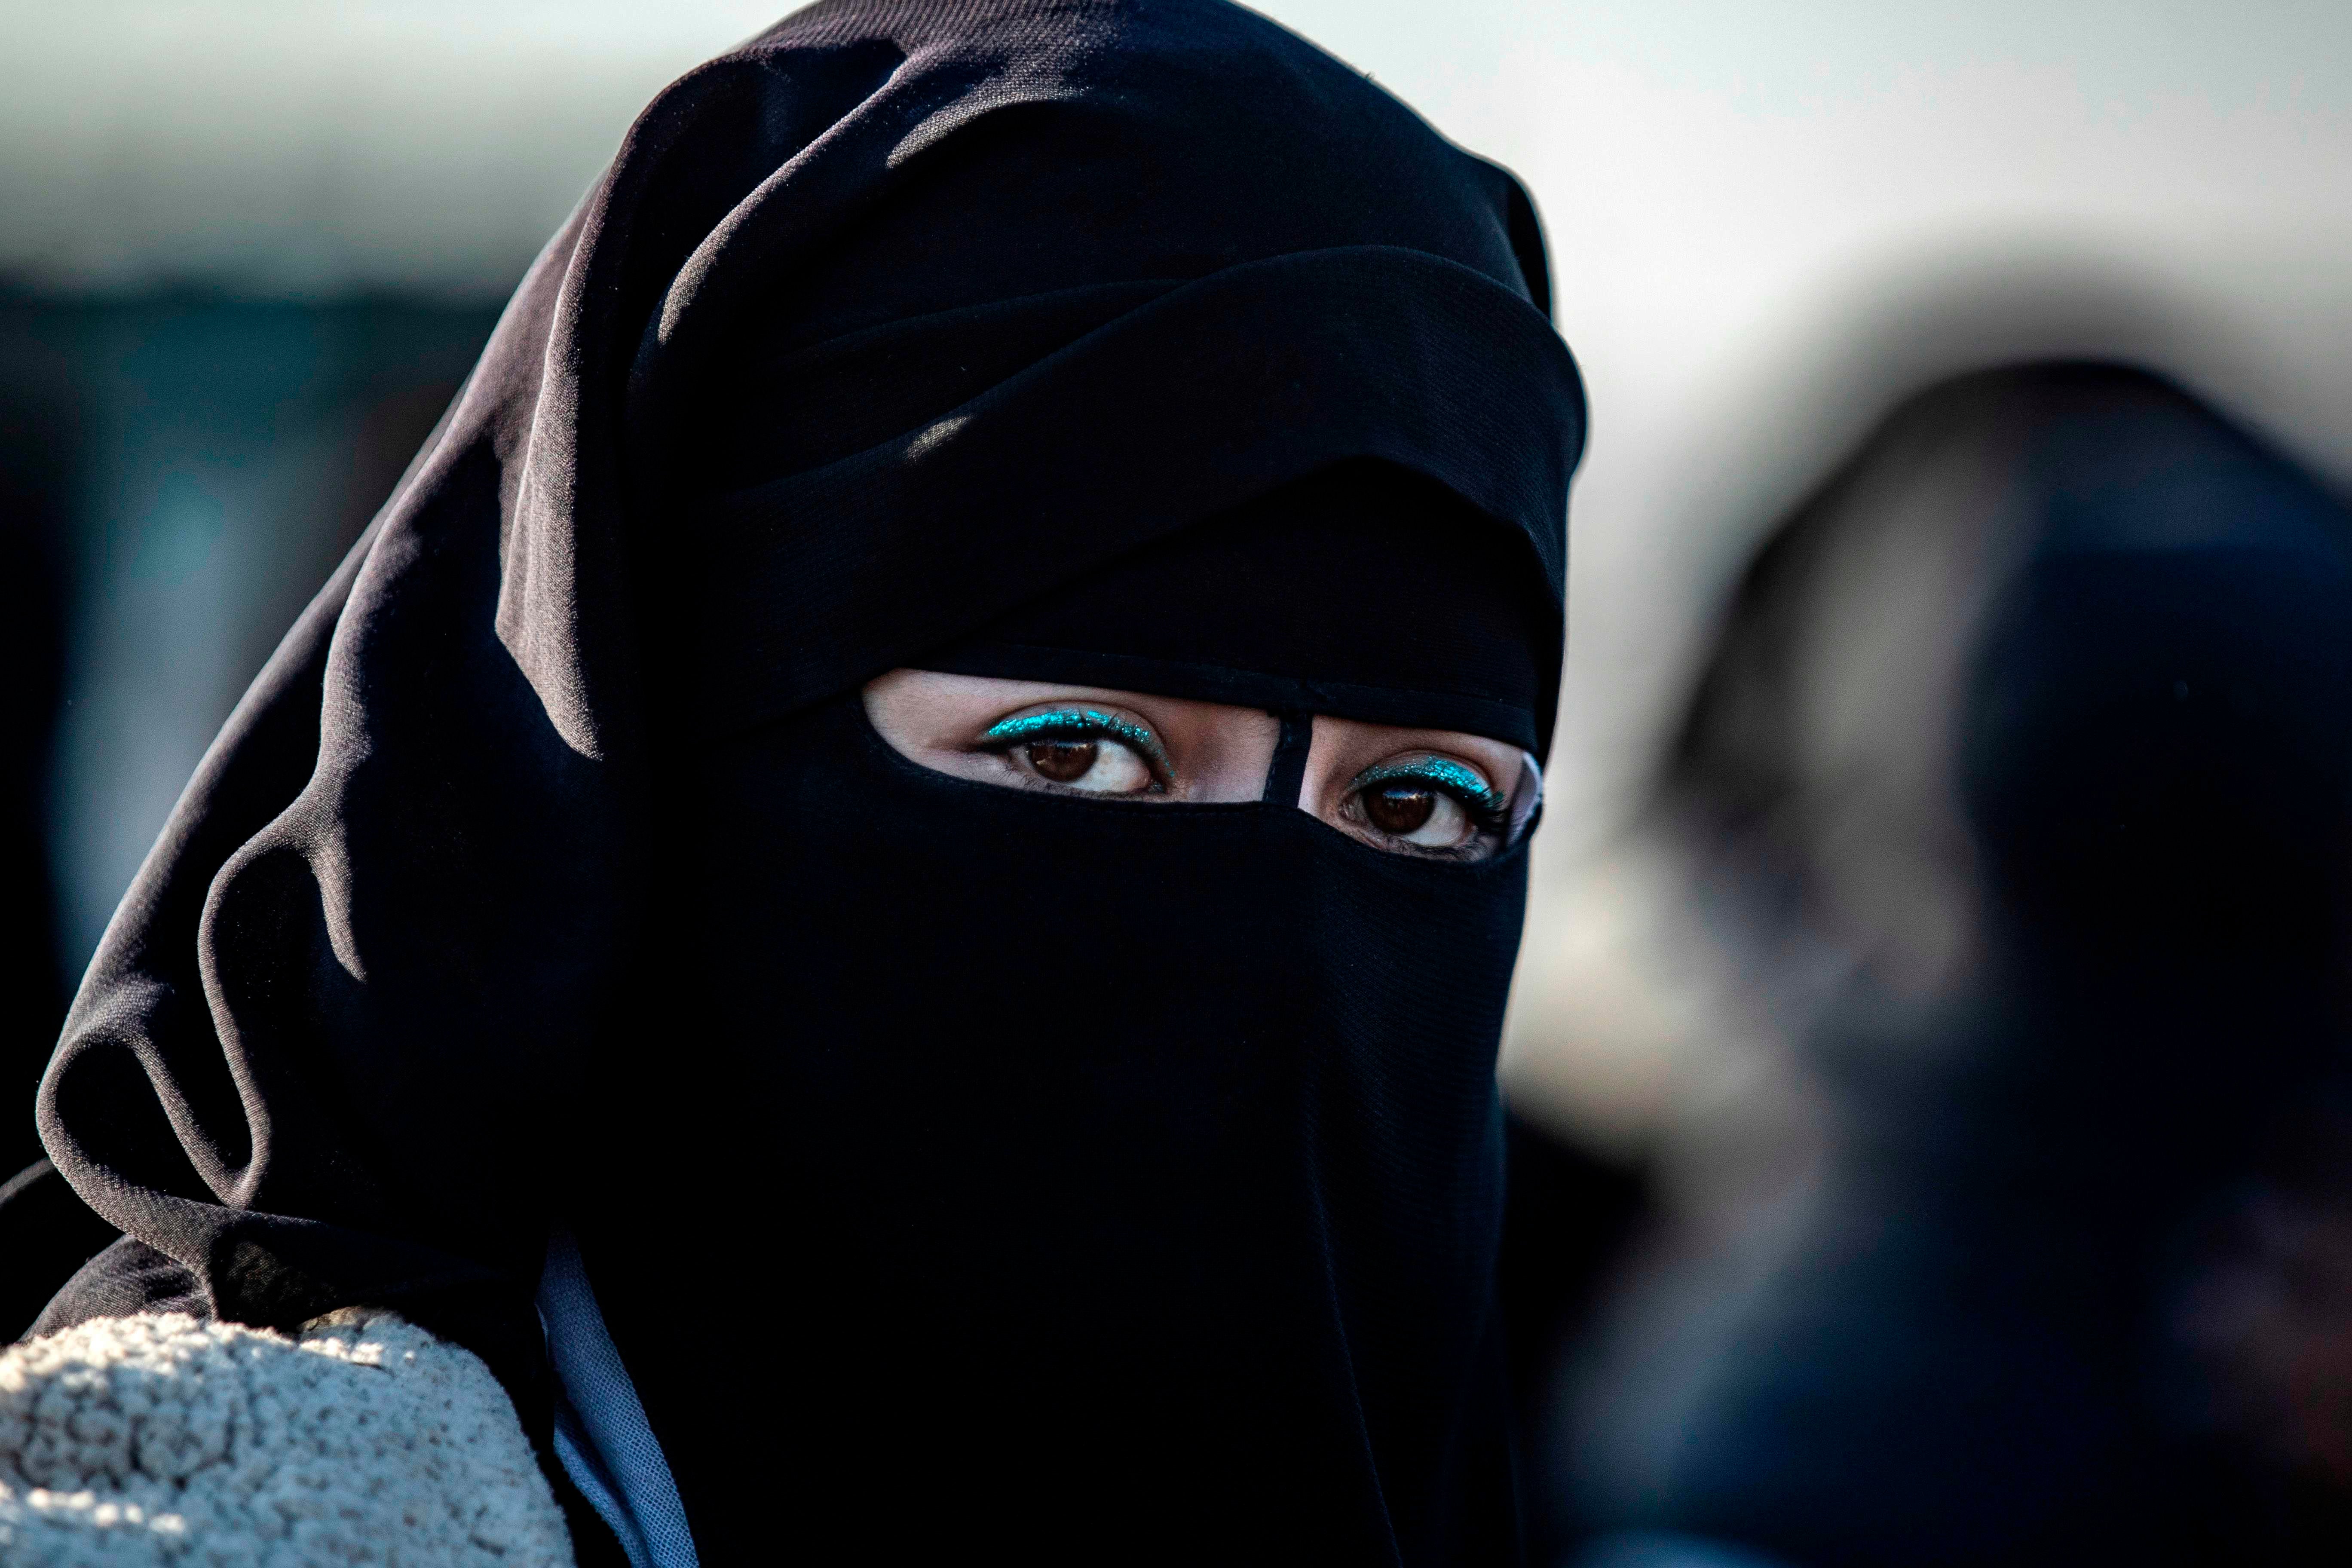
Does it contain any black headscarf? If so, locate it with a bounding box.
[34,1,1583,1561]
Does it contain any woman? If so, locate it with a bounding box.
[10,0,1584,1562]
[1563,363,2352,1568]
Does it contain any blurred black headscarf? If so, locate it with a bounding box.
[1568,363,2352,1568]
[33,1,1583,1561]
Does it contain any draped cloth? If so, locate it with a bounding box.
[35,2,1585,1561]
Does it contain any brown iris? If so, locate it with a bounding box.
[1026,738,1099,783]
[1364,784,1438,836]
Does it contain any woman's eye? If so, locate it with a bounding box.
[980,708,1170,796]
[1016,735,1155,793]
[1362,782,1468,845]
[1345,756,1506,855]
[1026,738,1098,782]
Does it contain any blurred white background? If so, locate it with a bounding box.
[6,0,2350,1151]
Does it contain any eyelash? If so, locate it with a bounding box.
[976,708,1172,790]
[1347,757,1511,843]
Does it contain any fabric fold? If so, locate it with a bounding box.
[691,245,1580,747]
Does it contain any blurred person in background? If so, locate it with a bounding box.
[1558,361,2352,1568]
[0,1,1587,1563]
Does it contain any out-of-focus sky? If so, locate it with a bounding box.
[7,1,2352,1136]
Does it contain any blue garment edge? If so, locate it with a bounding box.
[537,1227,699,1568]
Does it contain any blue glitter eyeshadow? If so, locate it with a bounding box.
[1351,756,1507,824]
[981,708,1171,777]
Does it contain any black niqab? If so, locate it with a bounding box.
[32,2,1583,1563]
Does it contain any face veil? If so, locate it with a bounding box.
[594,694,1533,1561]
[30,1,1585,1562]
